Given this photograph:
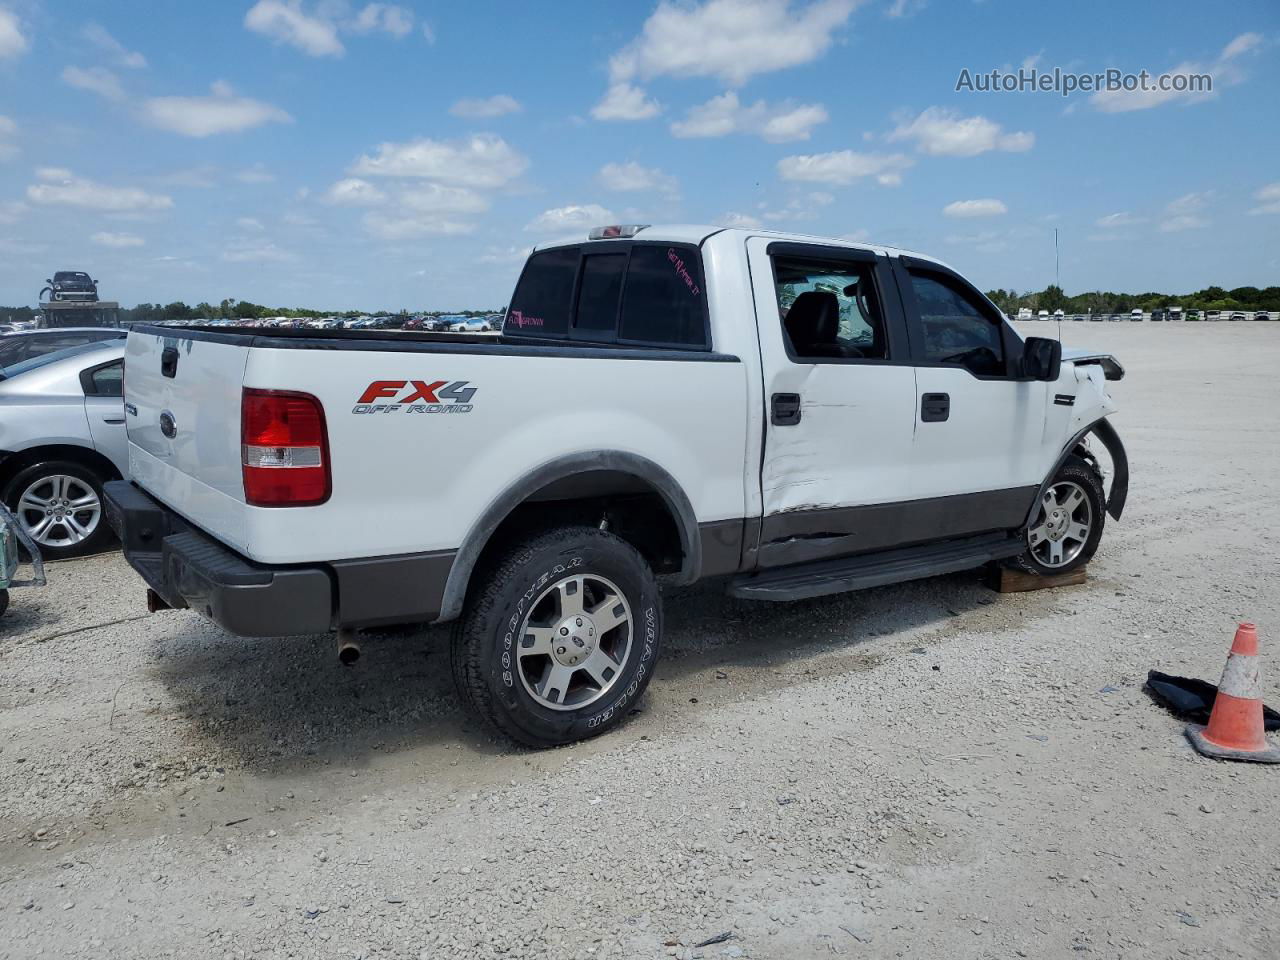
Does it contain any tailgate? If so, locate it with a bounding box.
[124,329,252,551]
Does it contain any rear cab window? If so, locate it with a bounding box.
[505,242,710,350]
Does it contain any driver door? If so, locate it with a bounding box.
[894,256,1046,516]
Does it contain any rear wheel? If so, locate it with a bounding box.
[2,460,113,559]
[1011,455,1105,576]
[451,527,662,747]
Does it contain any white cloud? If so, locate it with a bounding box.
[777,149,913,185]
[1221,32,1263,61]
[479,245,531,264]
[0,199,27,224]
[525,204,614,233]
[27,168,173,212]
[1159,214,1207,233]
[245,1,422,56]
[597,161,677,194]
[1095,212,1144,228]
[142,81,292,137]
[244,0,345,56]
[421,22,436,44]
[350,4,414,37]
[888,107,1034,156]
[760,191,834,222]
[61,66,126,101]
[350,134,527,188]
[325,177,387,206]
[943,198,1007,218]
[400,183,489,215]
[237,217,265,231]
[670,91,827,142]
[885,0,927,15]
[362,212,474,241]
[608,0,860,88]
[0,113,15,160]
[1165,191,1212,215]
[83,23,146,68]
[450,94,522,118]
[235,164,275,184]
[1091,34,1260,114]
[1247,182,1280,216]
[223,240,297,263]
[592,83,661,121]
[0,7,27,59]
[91,231,145,248]
[716,212,764,229]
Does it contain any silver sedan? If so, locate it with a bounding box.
[0,341,128,558]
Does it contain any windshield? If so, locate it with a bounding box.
[0,340,114,382]
[54,272,91,281]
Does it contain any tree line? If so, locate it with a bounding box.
[2,298,503,324]
[983,284,1280,315]
[6,284,1278,325]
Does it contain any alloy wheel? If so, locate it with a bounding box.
[1027,480,1092,569]
[516,573,633,711]
[16,474,102,549]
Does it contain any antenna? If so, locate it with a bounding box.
[1055,228,1062,344]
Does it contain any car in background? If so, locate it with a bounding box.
[42,271,99,302]
[1255,311,1272,321]
[1205,310,1221,321]
[1151,310,1166,322]
[0,328,125,368]
[0,341,126,558]
[1186,310,1201,321]
[449,316,492,333]
[1130,309,1144,321]
[1229,312,1247,321]
[401,316,425,331]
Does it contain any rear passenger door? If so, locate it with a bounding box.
[894,257,1046,522]
[747,239,918,567]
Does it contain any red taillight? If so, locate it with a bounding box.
[241,388,331,507]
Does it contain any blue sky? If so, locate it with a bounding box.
[0,0,1276,310]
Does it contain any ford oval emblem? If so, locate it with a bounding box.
[159,410,177,439]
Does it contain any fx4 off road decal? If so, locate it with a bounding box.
[352,379,477,415]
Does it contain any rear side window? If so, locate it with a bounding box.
[507,247,579,336]
[84,360,124,397]
[619,246,708,347]
[505,242,710,349]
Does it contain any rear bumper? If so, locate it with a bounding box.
[104,481,454,636]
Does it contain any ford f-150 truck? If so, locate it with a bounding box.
[104,224,1128,747]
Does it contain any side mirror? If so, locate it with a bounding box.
[45,278,52,285]
[1022,336,1062,381]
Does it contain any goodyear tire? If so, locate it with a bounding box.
[1011,455,1106,576]
[451,526,661,748]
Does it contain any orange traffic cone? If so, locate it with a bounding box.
[1185,623,1280,763]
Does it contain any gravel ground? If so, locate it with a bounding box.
[2,322,1279,960]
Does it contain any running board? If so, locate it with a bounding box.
[729,533,1024,602]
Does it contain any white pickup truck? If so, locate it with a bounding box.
[105,224,1128,747]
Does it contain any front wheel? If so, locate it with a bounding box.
[451,527,662,747]
[1011,455,1105,576]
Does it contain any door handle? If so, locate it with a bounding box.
[921,392,950,422]
[102,417,125,425]
[771,393,802,426]
[161,346,179,379]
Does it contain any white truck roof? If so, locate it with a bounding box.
[533,224,951,271]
